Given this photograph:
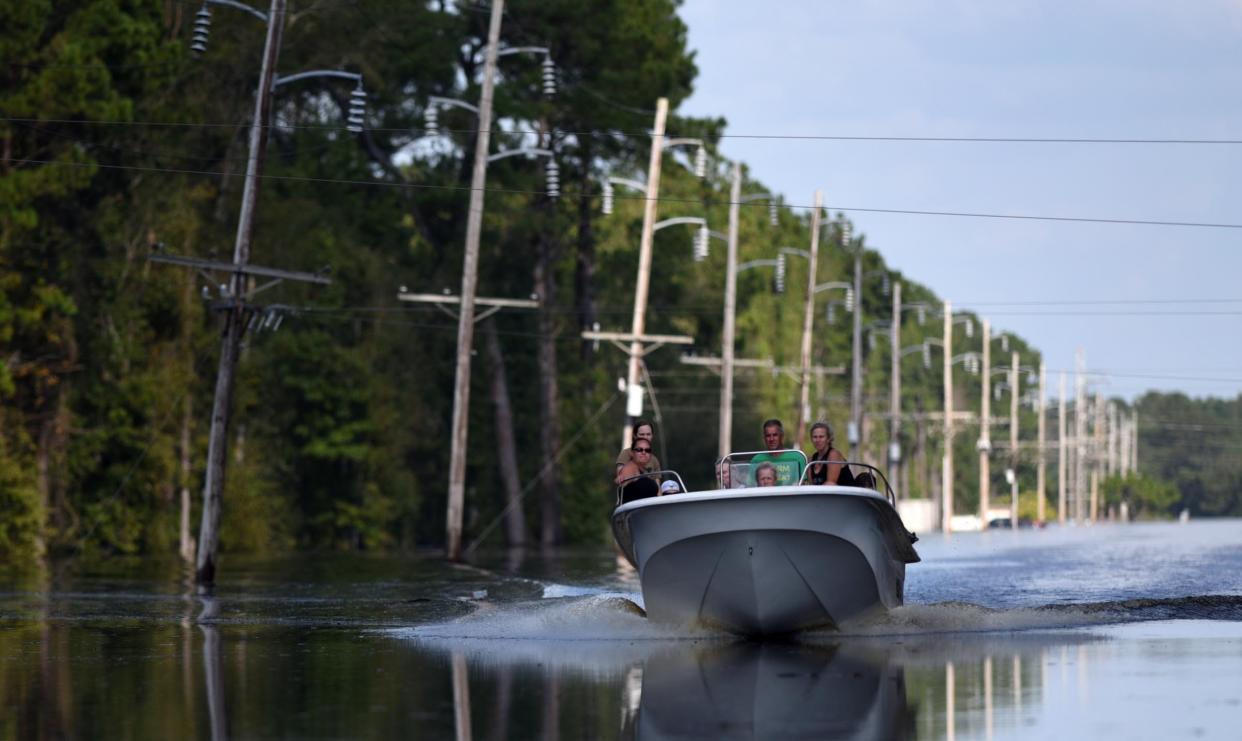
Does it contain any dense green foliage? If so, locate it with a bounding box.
[1100,472,1180,520]
[1132,392,1242,517]
[1,1,1232,566]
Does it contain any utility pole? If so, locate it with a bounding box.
[1036,361,1047,524]
[979,319,991,526]
[446,0,504,561]
[888,282,902,497]
[622,98,669,449]
[718,162,742,458]
[942,301,954,533]
[1009,351,1019,529]
[1107,402,1118,475]
[197,0,286,586]
[1058,373,1067,524]
[793,191,823,450]
[848,244,863,458]
[1074,348,1087,524]
[1091,391,1105,521]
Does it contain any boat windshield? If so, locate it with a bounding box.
[717,449,808,488]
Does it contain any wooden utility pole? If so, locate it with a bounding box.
[1091,391,1105,521]
[1036,361,1047,524]
[942,301,954,533]
[179,393,194,563]
[793,191,823,450]
[620,97,670,450]
[718,162,742,458]
[1058,373,1067,524]
[888,282,902,496]
[197,0,286,586]
[1074,349,1087,524]
[1107,402,1118,475]
[979,318,991,525]
[445,0,505,561]
[1009,351,1019,528]
[848,242,863,457]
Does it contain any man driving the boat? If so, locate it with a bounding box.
[749,418,805,486]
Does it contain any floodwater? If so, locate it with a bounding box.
[2,520,1241,740]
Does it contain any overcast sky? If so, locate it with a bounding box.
[677,0,1242,401]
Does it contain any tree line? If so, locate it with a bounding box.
[2,0,1236,567]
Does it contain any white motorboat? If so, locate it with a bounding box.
[612,451,920,636]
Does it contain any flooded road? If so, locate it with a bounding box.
[2,519,1241,739]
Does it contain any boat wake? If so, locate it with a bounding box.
[837,594,1242,636]
[394,592,1242,645]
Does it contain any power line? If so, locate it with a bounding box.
[10,115,1242,147]
[1045,369,1242,384]
[14,156,1242,230]
[981,310,1242,316]
[962,298,1242,307]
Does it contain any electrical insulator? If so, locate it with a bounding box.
[693,145,707,178]
[965,319,974,339]
[424,106,439,137]
[346,84,367,133]
[1000,334,1009,352]
[881,273,891,296]
[191,5,212,55]
[768,200,779,227]
[541,57,557,97]
[923,344,931,370]
[845,287,855,312]
[841,221,852,249]
[868,333,876,352]
[694,225,709,261]
[775,253,786,293]
[601,181,614,215]
[545,160,560,199]
[995,385,1003,402]
[917,306,926,325]
[826,303,836,325]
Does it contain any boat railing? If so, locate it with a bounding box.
[615,469,688,507]
[799,460,896,506]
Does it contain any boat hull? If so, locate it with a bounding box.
[612,487,919,636]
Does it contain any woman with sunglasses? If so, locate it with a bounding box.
[614,419,661,485]
[616,436,661,501]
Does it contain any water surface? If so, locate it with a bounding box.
[2,519,1240,739]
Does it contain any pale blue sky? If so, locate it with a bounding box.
[679,0,1242,401]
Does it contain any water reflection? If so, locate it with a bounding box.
[632,642,913,739]
[408,631,1102,740]
[201,620,227,741]
[194,592,227,741]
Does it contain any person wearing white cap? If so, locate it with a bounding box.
[659,480,681,496]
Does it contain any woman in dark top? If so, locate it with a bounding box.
[807,421,855,486]
[618,436,660,502]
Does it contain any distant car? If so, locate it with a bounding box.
[987,517,1034,529]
